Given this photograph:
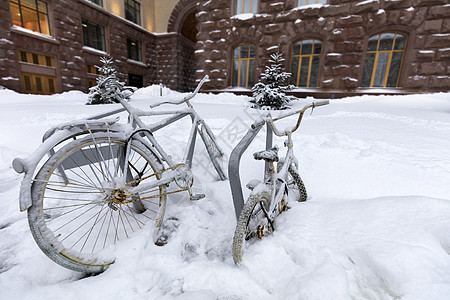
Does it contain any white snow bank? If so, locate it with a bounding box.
[0,89,450,299]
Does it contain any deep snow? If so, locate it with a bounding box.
[0,87,450,300]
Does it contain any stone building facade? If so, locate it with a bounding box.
[0,0,449,96]
[194,0,450,96]
[0,0,194,94]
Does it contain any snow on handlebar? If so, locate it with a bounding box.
[251,100,330,129]
[149,75,209,108]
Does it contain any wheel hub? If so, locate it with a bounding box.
[111,188,127,204]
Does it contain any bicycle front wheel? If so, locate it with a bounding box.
[232,192,270,264]
[28,132,166,273]
[288,164,307,202]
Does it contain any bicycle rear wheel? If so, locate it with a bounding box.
[232,191,270,264]
[28,132,166,273]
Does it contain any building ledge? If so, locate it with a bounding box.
[205,87,418,99]
[127,59,147,67]
[10,26,60,44]
[82,46,108,56]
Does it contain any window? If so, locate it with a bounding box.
[128,73,143,88]
[86,64,101,88]
[298,0,326,6]
[361,32,407,87]
[235,0,258,14]
[10,0,50,35]
[86,64,102,75]
[87,0,102,6]
[82,19,106,51]
[21,73,57,94]
[18,50,54,67]
[125,0,140,25]
[290,39,322,87]
[127,38,142,61]
[231,44,256,87]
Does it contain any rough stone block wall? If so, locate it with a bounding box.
[0,0,184,93]
[195,0,450,93]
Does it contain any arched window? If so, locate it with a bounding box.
[298,0,326,6]
[231,44,256,87]
[362,32,407,87]
[235,0,258,15]
[290,39,322,87]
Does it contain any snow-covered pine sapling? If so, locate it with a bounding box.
[251,52,296,110]
[86,56,136,105]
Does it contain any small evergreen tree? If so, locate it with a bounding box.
[87,56,134,105]
[251,52,295,110]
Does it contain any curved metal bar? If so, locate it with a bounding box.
[228,123,264,220]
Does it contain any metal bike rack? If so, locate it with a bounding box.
[228,123,273,220]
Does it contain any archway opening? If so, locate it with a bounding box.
[180,10,198,43]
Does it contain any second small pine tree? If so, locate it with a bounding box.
[87,56,134,105]
[251,52,295,110]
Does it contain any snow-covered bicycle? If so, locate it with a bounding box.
[13,76,226,273]
[231,100,329,264]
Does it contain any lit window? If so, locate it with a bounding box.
[10,0,50,35]
[361,32,407,87]
[18,50,54,67]
[21,73,57,94]
[290,39,322,87]
[125,0,140,25]
[298,0,326,6]
[127,38,142,61]
[82,19,106,51]
[235,0,258,14]
[231,44,256,87]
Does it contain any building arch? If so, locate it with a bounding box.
[167,0,199,91]
[167,0,198,36]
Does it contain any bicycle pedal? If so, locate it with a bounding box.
[246,179,262,191]
[190,193,205,201]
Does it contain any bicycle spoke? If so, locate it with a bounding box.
[52,202,103,232]
[80,202,108,252]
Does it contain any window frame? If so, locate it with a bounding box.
[87,0,103,6]
[9,0,51,35]
[231,43,256,88]
[125,0,141,25]
[82,18,106,52]
[289,38,323,88]
[127,38,142,62]
[361,31,408,88]
[234,0,258,15]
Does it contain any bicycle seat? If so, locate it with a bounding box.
[253,146,279,162]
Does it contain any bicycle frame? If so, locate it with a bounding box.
[14,76,226,211]
[229,100,329,219]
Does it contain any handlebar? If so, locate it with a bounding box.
[149,75,209,108]
[251,100,329,136]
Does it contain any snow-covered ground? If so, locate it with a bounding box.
[0,87,450,300]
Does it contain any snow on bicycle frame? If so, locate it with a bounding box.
[13,75,225,211]
[11,75,227,273]
[228,100,329,219]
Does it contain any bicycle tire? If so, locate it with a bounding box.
[199,125,226,180]
[28,132,166,273]
[288,164,307,202]
[232,191,270,264]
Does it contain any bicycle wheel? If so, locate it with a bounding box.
[232,191,270,264]
[287,164,307,202]
[199,125,226,180]
[28,132,166,273]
